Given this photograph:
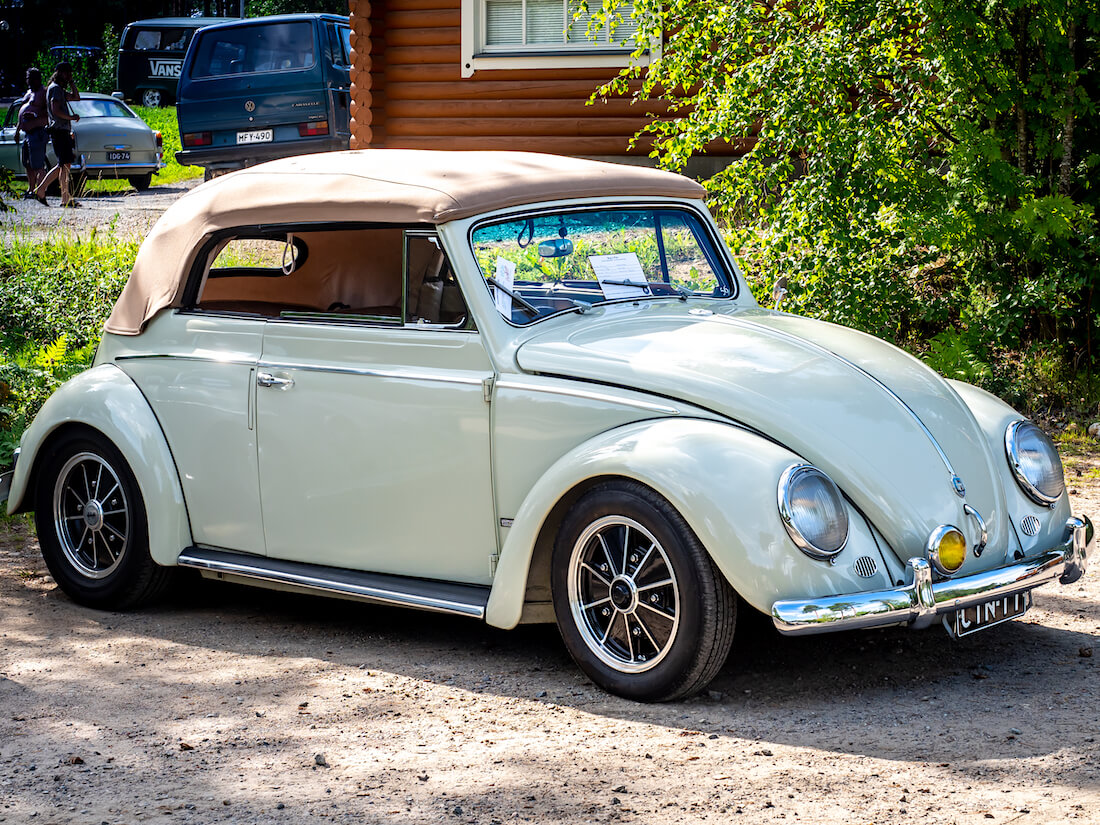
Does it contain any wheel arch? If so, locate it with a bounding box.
[8,364,192,567]
[484,417,806,629]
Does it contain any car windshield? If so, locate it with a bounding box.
[470,207,734,325]
[69,99,136,119]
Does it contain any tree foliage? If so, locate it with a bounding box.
[596,0,1099,406]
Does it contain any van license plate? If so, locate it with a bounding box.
[237,129,273,145]
[945,591,1032,638]
[107,151,130,162]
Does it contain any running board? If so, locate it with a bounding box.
[177,547,489,619]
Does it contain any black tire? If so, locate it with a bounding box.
[34,430,173,610]
[140,88,164,108]
[128,173,153,191]
[551,480,736,702]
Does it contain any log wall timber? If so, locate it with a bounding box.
[347,0,742,158]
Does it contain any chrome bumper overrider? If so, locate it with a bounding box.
[771,516,1092,636]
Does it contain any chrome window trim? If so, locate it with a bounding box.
[777,463,849,560]
[1004,420,1063,506]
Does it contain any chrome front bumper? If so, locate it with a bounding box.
[772,516,1092,636]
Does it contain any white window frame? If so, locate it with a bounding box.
[460,0,653,78]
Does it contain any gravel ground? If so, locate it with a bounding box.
[1,464,1097,825]
[2,179,202,240]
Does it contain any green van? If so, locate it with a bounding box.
[175,14,351,177]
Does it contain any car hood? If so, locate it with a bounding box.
[76,118,155,148]
[515,304,1015,572]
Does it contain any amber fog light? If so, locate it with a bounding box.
[928,525,967,575]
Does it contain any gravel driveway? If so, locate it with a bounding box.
[1,468,1097,824]
[2,179,202,240]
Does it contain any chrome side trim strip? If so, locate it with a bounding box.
[114,354,259,367]
[495,380,680,415]
[771,515,1092,635]
[258,361,485,387]
[177,549,488,618]
[720,316,960,479]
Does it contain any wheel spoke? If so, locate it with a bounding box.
[624,613,635,661]
[637,578,673,592]
[633,610,661,652]
[598,534,618,576]
[580,561,611,587]
[81,464,93,503]
[65,481,86,507]
[583,596,611,611]
[600,611,618,645]
[631,542,655,580]
[621,525,631,575]
[639,600,675,620]
[101,520,127,544]
[100,482,120,505]
[94,462,103,499]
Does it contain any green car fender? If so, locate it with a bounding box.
[485,417,891,629]
[7,364,192,567]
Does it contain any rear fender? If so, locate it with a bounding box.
[7,364,192,567]
[485,418,891,629]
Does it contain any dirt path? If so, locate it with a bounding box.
[2,466,1097,825]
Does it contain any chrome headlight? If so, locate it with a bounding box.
[1005,421,1065,505]
[778,464,850,559]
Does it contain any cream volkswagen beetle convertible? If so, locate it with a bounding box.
[1,151,1091,701]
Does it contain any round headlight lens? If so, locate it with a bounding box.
[778,464,850,559]
[927,525,967,575]
[1005,421,1065,505]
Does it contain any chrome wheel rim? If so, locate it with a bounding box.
[52,452,129,579]
[142,89,162,107]
[567,516,680,674]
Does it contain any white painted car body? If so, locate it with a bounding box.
[3,150,1090,699]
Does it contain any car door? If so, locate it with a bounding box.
[253,229,499,585]
[0,103,22,174]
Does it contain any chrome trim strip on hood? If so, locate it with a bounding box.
[716,315,962,484]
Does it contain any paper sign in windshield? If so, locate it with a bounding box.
[588,253,651,299]
[494,257,516,317]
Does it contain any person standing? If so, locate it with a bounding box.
[32,62,81,208]
[13,68,48,199]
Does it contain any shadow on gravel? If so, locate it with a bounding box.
[3,520,1097,793]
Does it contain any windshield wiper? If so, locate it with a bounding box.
[599,278,653,295]
[487,277,540,317]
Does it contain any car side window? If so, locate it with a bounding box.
[191,226,469,329]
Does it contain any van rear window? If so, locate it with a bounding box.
[190,21,315,78]
[131,28,192,51]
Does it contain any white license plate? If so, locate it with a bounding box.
[236,129,273,145]
[945,590,1032,638]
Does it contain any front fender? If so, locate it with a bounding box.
[485,417,893,629]
[7,364,192,567]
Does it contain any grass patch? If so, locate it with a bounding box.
[0,230,135,468]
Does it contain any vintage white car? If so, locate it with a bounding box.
[1,151,1091,701]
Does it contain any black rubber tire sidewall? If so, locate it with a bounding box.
[35,432,156,610]
[551,481,734,702]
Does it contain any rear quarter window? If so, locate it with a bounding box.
[190,21,316,78]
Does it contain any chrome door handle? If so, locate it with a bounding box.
[257,372,294,390]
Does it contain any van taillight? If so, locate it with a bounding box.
[298,121,329,137]
[183,132,212,147]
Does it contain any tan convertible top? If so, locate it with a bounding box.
[105,149,706,335]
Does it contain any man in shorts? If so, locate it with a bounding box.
[13,68,48,198]
[32,62,81,208]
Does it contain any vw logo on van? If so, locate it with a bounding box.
[244,100,256,112]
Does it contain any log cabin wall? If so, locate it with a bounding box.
[347,0,709,157]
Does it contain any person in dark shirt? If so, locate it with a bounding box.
[31,62,81,207]
[13,67,48,198]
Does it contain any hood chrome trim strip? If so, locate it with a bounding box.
[717,314,960,482]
